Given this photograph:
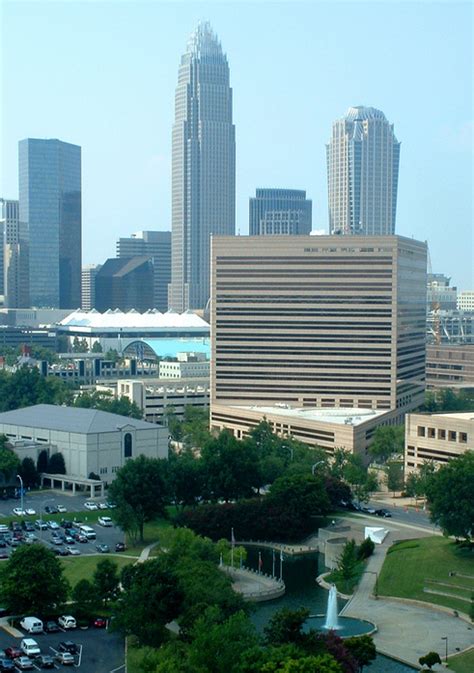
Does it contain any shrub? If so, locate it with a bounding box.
[357,537,375,560]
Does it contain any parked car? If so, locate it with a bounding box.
[24,533,38,544]
[84,501,98,511]
[55,652,74,666]
[64,535,75,544]
[50,537,63,546]
[115,542,126,552]
[98,517,113,527]
[0,552,8,560]
[58,642,78,655]
[43,621,59,633]
[33,654,55,669]
[12,508,26,517]
[0,658,15,671]
[57,505,67,513]
[21,522,34,532]
[19,617,43,634]
[47,521,60,530]
[96,544,110,553]
[20,639,40,657]
[93,617,106,628]
[5,646,22,658]
[60,520,73,529]
[24,508,36,516]
[14,657,33,670]
[34,520,48,531]
[375,508,392,518]
[57,616,76,630]
[105,501,117,509]
[65,546,80,556]
[98,503,108,510]
[54,548,69,557]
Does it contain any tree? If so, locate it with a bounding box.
[268,474,331,519]
[337,540,358,582]
[93,559,120,606]
[0,366,72,411]
[113,558,183,646]
[108,455,168,543]
[0,544,69,614]
[181,406,211,449]
[357,537,375,561]
[168,449,203,509]
[0,446,20,479]
[425,452,474,541]
[91,341,103,353]
[74,390,142,419]
[37,450,49,473]
[47,452,66,475]
[344,635,376,672]
[164,406,183,442]
[261,654,343,673]
[385,460,404,496]
[342,455,378,504]
[19,457,39,488]
[418,652,442,669]
[72,579,99,619]
[264,608,310,646]
[368,426,404,464]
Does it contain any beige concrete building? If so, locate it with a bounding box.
[426,344,474,389]
[210,235,426,456]
[405,411,473,473]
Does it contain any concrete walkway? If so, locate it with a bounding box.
[136,541,159,563]
[222,565,285,602]
[237,540,317,556]
[340,536,474,668]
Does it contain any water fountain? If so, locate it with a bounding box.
[303,583,376,638]
[323,584,340,630]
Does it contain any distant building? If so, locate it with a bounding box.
[0,307,71,328]
[427,310,474,345]
[0,404,168,484]
[457,291,474,312]
[405,411,473,474]
[0,326,56,352]
[249,189,312,236]
[426,344,474,389]
[169,22,235,312]
[19,138,81,308]
[427,273,457,311]
[327,106,400,236]
[95,257,154,313]
[159,352,209,379]
[1,198,28,307]
[81,264,101,310]
[116,231,171,311]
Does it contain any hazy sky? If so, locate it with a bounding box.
[1,1,472,288]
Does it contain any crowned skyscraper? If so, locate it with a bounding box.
[327,106,400,236]
[169,22,235,312]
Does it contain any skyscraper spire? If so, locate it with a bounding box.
[169,23,235,311]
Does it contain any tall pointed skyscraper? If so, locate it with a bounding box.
[327,106,400,236]
[169,22,235,311]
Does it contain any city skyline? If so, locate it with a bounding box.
[1,2,472,288]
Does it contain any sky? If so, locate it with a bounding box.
[1,0,473,288]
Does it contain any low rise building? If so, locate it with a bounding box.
[457,291,474,312]
[426,344,474,389]
[405,411,473,474]
[0,404,168,484]
[159,352,209,379]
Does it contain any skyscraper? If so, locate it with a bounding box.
[327,106,400,236]
[81,264,101,310]
[19,138,81,308]
[117,231,171,311]
[1,198,28,307]
[95,257,154,313]
[169,22,235,312]
[249,189,312,236]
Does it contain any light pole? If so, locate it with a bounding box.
[312,460,325,476]
[16,474,24,515]
[441,636,448,663]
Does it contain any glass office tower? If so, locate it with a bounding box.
[19,138,81,308]
[169,22,235,311]
[249,189,312,235]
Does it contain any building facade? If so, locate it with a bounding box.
[95,257,154,313]
[405,411,473,474]
[117,231,171,312]
[211,235,427,417]
[426,344,474,389]
[249,189,312,236]
[427,273,457,311]
[1,199,28,307]
[457,291,474,312]
[81,264,101,311]
[327,107,400,236]
[19,138,81,308]
[169,22,235,312]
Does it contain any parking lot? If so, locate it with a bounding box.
[0,623,124,672]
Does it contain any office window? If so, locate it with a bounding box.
[124,433,133,458]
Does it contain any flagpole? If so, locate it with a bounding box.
[258,550,262,574]
[239,548,243,569]
[272,548,275,578]
[231,527,235,568]
[280,548,283,581]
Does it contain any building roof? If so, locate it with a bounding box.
[231,405,388,426]
[57,309,210,331]
[97,257,152,278]
[431,412,474,421]
[0,404,156,434]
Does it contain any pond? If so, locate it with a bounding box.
[244,546,416,673]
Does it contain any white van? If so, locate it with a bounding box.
[79,525,96,540]
[58,615,76,630]
[20,638,41,656]
[20,616,43,634]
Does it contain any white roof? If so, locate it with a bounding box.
[57,309,209,331]
[231,405,387,426]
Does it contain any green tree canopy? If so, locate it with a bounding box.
[47,452,66,475]
[368,426,404,463]
[73,390,142,419]
[268,474,331,519]
[425,451,474,540]
[0,446,20,479]
[108,455,168,543]
[0,544,69,614]
[264,608,310,646]
[93,558,120,606]
[344,635,377,671]
[72,579,99,619]
[19,457,39,488]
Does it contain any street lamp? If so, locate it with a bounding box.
[441,636,448,663]
[312,460,325,476]
[282,445,294,461]
[16,474,24,515]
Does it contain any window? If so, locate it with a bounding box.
[448,430,457,442]
[437,429,446,440]
[124,433,133,458]
[428,428,436,438]
[459,432,467,443]
[417,426,426,437]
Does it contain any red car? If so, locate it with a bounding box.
[5,646,22,659]
[93,617,106,628]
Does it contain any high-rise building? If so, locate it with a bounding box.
[249,189,312,236]
[457,291,474,312]
[327,107,400,236]
[81,264,101,311]
[117,231,171,311]
[95,257,154,313]
[1,199,28,308]
[169,22,235,312]
[211,235,427,416]
[19,138,81,308]
[427,273,457,311]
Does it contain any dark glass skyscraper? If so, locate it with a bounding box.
[169,22,235,311]
[19,138,81,308]
[249,189,312,236]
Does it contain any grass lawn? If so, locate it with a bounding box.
[448,648,474,673]
[378,536,474,613]
[61,555,134,588]
[325,560,365,595]
[127,640,157,673]
[124,516,173,555]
